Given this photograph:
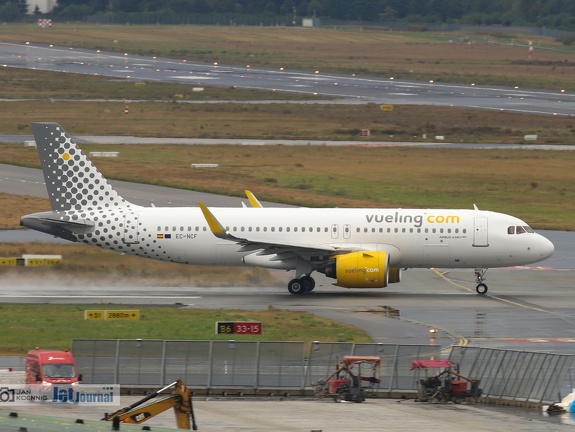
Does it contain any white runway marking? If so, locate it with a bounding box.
[170,75,218,80]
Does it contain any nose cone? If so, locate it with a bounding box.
[538,235,555,261]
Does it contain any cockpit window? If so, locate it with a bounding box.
[508,225,535,235]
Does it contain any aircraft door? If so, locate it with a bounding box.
[123,213,140,244]
[331,224,339,239]
[473,217,489,247]
[343,224,351,239]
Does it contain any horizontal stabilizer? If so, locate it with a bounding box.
[35,217,94,230]
[21,211,95,235]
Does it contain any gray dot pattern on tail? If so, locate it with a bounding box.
[40,126,130,212]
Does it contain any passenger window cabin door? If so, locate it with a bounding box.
[473,217,489,247]
[331,224,339,239]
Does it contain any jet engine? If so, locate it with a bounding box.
[321,251,400,288]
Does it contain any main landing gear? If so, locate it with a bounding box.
[474,268,488,294]
[288,275,316,295]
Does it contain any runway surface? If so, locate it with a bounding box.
[2,42,575,116]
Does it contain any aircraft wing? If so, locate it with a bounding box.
[199,203,357,259]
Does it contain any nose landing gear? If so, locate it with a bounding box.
[474,268,488,294]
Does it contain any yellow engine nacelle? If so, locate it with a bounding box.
[326,251,390,288]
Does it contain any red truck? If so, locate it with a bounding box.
[25,348,81,386]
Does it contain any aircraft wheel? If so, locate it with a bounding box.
[476,283,488,294]
[334,394,344,403]
[288,279,305,295]
[300,276,315,292]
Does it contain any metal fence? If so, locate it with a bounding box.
[71,339,440,393]
[449,346,574,404]
[72,339,573,404]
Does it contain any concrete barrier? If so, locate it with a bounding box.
[89,152,120,157]
[191,163,219,168]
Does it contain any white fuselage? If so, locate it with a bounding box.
[110,207,552,270]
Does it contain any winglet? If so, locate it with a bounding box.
[198,202,227,238]
[245,190,263,208]
[199,202,237,241]
[473,204,479,210]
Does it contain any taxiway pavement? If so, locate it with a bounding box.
[3,396,573,432]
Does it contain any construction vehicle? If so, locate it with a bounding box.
[411,360,482,404]
[314,355,381,403]
[103,380,197,430]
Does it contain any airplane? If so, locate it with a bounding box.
[21,123,555,295]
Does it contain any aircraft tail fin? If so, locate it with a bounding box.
[32,122,134,211]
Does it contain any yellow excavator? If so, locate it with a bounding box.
[103,380,197,430]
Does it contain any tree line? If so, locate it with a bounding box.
[2,0,575,29]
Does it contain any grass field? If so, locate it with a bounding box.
[2,140,574,230]
[2,99,575,143]
[2,24,575,90]
[0,305,370,355]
